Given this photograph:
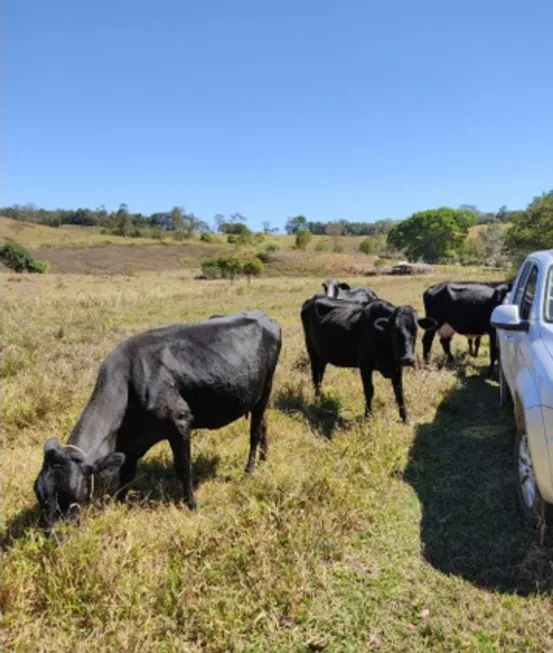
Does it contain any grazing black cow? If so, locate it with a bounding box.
[421,281,510,375]
[301,297,436,422]
[34,310,282,529]
[322,278,378,304]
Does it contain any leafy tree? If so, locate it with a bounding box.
[504,191,553,266]
[286,215,308,235]
[242,257,264,283]
[387,207,478,262]
[170,206,184,232]
[295,229,312,251]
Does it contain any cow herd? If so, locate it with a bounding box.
[33,276,510,531]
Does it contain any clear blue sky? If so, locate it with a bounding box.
[3,0,552,230]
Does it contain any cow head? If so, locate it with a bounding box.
[374,306,437,367]
[34,437,125,531]
[494,284,510,305]
[322,278,350,298]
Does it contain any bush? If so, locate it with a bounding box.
[201,258,222,279]
[227,234,239,245]
[295,230,312,251]
[314,239,330,252]
[151,227,164,240]
[359,237,377,254]
[130,227,143,238]
[0,241,48,273]
[173,230,186,242]
[242,257,264,283]
[200,232,215,243]
[374,258,387,268]
[262,240,280,253]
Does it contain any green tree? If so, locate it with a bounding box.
[295,229,312,251]
[504,191,553,266]
[387,207,478,263]
[170,206,184,233]
[242,257,264,283]
[286,215,308,235]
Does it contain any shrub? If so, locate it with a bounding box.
[131,227,143,238]
[295,230,312,251]
[227,234,239,245]
[200,232,215,243]
[242,257,264,283]
[173,230,186,242]
[151,227,164,240]
[359,237,377,255]
[314,240,330,252]
[262,240,280,252]
[374,258,387,268]
[0,242,48,273]
[201,258,222,279]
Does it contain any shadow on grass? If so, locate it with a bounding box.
[1,453,220,548]
[274,384,346,439]
[125,452,220,505]
[403,374,553,595]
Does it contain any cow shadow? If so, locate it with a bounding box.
[1,453,220,548]
[274,384,346,439]
[403,375,553,595]
[125,452,220,505]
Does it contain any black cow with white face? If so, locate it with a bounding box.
[322,278,378,304]
[34,309,282,531]
[301,297,436,422]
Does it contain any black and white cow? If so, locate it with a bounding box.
[301,296,436,422]
[321,278,378,304]
[421,281,510,375]
[34,310,282,529]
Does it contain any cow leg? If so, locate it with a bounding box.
[474,336,482,358]
[440,336,455,363]
[468,338,475,357]
[309,355,327,397]
[159,393,196,510]
[116,456,138,502]
[360,366,375,417]
[169,427,196,510]
[245,387,271,473]
[422,329,436,364]
[391,371,408,423]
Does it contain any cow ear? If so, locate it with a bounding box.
[338,282,350,290]
[86,452,126,477]
[418,317,437,330]
[373,317,389,332]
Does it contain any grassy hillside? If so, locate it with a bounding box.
[0,217,509,278]
[2,271,551,652]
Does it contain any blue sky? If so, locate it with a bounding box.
[3,0,552,230]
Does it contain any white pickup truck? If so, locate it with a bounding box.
[491,249,553,525]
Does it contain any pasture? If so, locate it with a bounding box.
[2,271,552,652]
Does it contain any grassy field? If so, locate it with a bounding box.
[2,270,552,652]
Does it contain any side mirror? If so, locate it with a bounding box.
[491,304,529,332]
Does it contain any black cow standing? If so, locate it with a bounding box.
[301,297,436,422]
[421,281,510,376]
[34,310,282,530]
[321,278,378,304]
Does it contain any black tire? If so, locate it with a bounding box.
[499,361,512,408]
[514,426,552,528]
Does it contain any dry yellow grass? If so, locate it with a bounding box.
[2,271,551,652]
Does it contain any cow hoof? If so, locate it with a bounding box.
[185,498,197,511]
